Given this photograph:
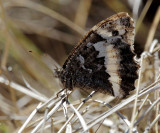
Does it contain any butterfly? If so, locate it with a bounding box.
[56,12,139,98]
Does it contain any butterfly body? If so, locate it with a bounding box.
[56,12,139,98]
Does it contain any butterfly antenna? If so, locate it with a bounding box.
[42,54,61,76]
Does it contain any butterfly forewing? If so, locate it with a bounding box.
[57,12,139,98]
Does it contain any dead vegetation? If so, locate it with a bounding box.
[0,0,160,133]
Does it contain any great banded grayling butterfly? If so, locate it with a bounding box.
[56,12,139,98]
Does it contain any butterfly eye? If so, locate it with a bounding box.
[121,17,130,27]
[112,30,119,36]
[109,22,112,25]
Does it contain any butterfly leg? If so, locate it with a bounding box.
[56,88,65,98]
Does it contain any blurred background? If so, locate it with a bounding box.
[0,0,160,132]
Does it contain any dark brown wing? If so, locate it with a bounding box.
[58,12,139,98]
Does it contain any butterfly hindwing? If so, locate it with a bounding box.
[57,12,139,98]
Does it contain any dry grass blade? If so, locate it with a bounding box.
[0,1,160,132]
[129,52,144,133]
[67,100,88,131]
[18,103,42,133]
[0,0,9,71]
[152,40,160,133]
[135,0,153,33]
[10,19,79,45]
[93,99,131,127]
[82,83,160,132]
[0,76,47,102]
[135,94,149,117]
[145,6,160,51]
[74,0,92,28]
[22,74,48,99]
[132,0,142,21]
[133,98,160,127]
[66,123,72,133]
[103,0,131,13]
[144,114,160,133]
[7,0,86,35]
[31,98,65,133]
[57,91,95,133]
